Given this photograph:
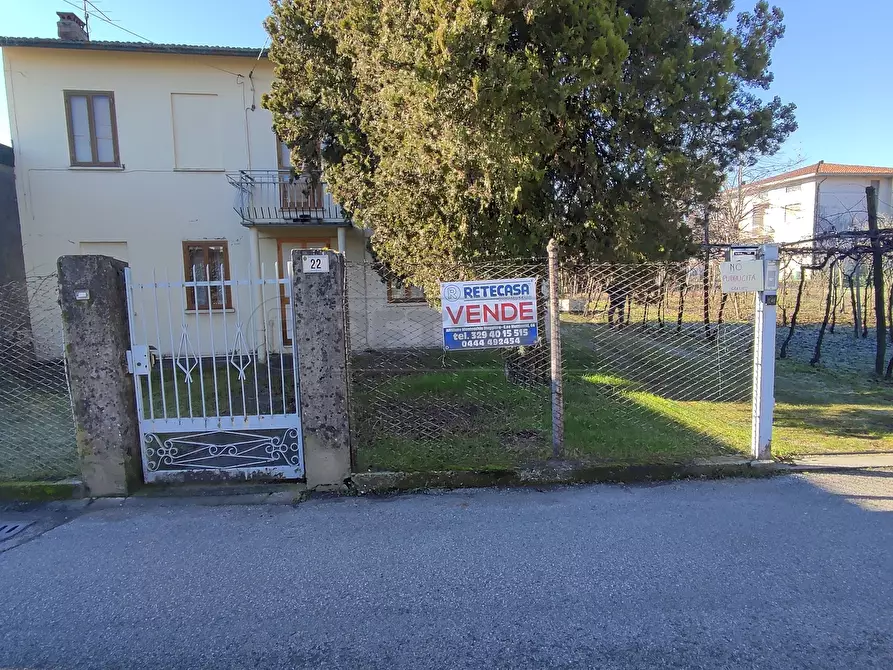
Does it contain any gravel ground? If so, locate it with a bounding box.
[2,474,893,670]
[777,324,889,373]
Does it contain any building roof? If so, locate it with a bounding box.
[0,37,267,59]
[748,161,893,188]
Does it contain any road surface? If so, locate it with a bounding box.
[1,471,892,669]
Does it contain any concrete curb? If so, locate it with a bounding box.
[0,480,85,501]
[349,459,789,495]
[3,455,889,502]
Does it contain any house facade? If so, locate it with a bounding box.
[738,162,893,244]
[1,27,442,356]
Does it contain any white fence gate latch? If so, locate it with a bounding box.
[126,345,150,376]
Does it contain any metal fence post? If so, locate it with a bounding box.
[751,243,779,460]
[547,239,564,458]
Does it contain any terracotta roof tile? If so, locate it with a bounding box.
[0,37,266,58]
[748,161,893,188]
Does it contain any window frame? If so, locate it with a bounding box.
[182,241,233,311]
[64,90,121,167]
[387,280,427,304]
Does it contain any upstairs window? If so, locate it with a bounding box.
[64,91,120,167]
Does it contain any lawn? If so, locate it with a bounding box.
[0,386,78,482]
[351,317,893,472]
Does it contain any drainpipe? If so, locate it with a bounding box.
[240,71,268,363]
[337,227,347,254]
[249,226,267,364]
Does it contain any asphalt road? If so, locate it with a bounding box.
[1,471,892,669]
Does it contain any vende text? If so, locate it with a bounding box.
[445,302,535,325]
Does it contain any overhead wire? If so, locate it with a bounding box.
[59,0,154,43]
[56,0,263,77]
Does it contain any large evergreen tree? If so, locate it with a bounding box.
[264,0,796,284]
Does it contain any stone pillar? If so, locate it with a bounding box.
[58,255,141,495]
[291,249,351,490]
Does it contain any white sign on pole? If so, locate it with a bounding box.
[720,259,764,293]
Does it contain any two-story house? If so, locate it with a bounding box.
[2,14,441,357]
[735,161,893,244]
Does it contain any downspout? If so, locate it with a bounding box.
[240,72,267,362]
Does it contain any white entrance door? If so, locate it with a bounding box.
[279,238,331,346]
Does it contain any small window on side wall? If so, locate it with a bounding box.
[183,241,232,311]
[387,281,426,304]
[64,91,120,167]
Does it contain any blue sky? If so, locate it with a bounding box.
[2,0,892,168]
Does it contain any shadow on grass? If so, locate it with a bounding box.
[351,346,748,472]
[561,320,753,403]
[0,389,78,482]
[774,359,893,407]
[775,406,891,441]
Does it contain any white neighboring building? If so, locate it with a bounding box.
[736,161,893,244]
[1,17,442,356]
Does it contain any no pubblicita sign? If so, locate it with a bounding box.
[720,259,765,293]
[440,278,539,351]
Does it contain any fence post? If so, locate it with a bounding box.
[291,248,351,490]
[751,244,779,461]
[547,239,564,458]
[57,255,142,495]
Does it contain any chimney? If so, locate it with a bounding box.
[57,11,88,41]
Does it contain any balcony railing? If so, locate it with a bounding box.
[227,170,348,224]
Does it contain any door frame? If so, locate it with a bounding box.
[277,237,334,346]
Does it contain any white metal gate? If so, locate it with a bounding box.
[124,263,303,483]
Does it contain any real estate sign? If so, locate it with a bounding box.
[440,279,538,350]
[720,259,765,293]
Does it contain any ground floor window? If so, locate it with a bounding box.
[387,281,426,304]
[182,241,232,310]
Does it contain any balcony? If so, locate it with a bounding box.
[226,170,348,225]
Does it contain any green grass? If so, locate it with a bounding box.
[352,318,893,472]
[0,388,78,482]
[138,358,296,419]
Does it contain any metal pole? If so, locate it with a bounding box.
[547,239,564,458]
[751,243,779,461]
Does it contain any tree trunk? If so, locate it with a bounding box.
[676,286,686,334]
[849,269,861,338]
[780,272,807,359]
[888,279,893,344]
[830,264,843,335]
[702,257,711,341]
[867,185,887,374]
[713,292,729,341]
[810,262,836,367]
[862,270,871,339]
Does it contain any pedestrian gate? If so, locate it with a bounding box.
[124,264,304,483]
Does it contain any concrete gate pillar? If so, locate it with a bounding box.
[57,255,141,496]
[291,249,351,490]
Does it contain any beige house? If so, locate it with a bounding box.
[731,162,893,245]
[1,16,442,356]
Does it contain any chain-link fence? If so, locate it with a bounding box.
[346,257,756,472]
[346,260,552,472]
[0,275,78,481]
[559,260,754,463]
[776,253,893,372]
